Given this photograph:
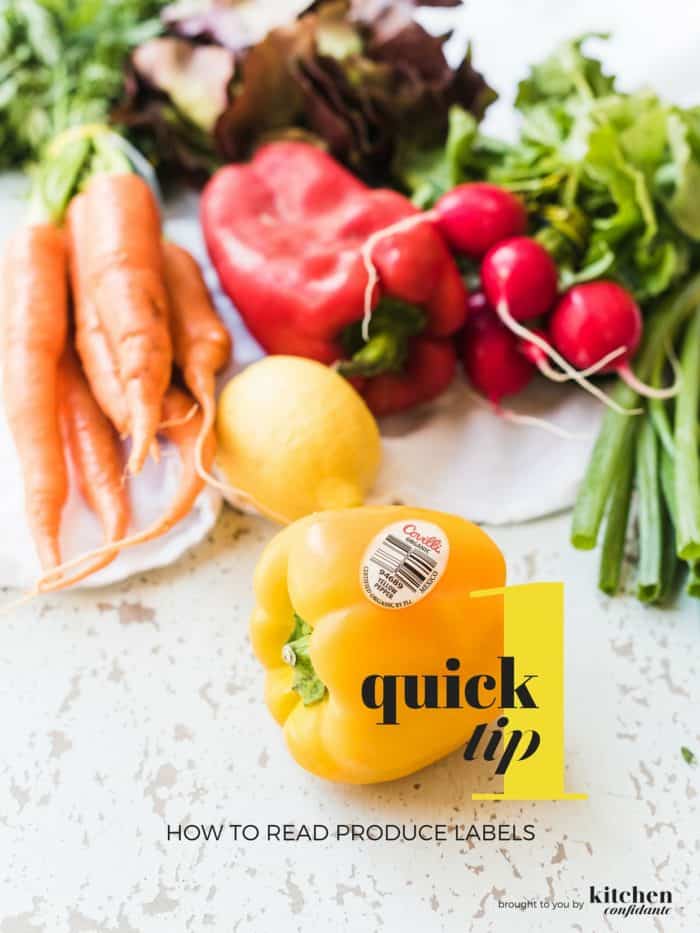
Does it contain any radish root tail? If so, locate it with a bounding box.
[465,387,592,440]
[535,345,627,383]
[497,302,643,416]
[617,361,681,399]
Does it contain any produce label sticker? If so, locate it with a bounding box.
[360,520,450,610]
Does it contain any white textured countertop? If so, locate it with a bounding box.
[1,509,698,932]
[1,1,699,930]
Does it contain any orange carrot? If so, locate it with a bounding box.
[146,386,216,539]
[38,349,131,591]
[36,386,215,583]
[81,173,172,474]
[161,243,288,523]
[1,224,69,570]
[162,241,231,484]
[67,193,129,437]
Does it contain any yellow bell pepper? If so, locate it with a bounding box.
[251,506,506,784]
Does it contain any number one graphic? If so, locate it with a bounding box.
[470,583,586,802]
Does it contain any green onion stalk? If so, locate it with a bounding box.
[572,272,700,603]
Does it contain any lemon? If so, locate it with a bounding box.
[216,356,381,523]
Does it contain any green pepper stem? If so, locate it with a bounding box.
[284,614,327,706]
[338,296,426,379]
[338,331,405,379]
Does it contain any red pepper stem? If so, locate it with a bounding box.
[360,210,438,341]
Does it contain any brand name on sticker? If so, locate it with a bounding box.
[402,523,443,553]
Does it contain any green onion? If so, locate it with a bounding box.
[661,448,698,599]
[688,563,700,598]
[659,508,680,604]
[674,310,700,561]
[660,447,679,524]
[598,429,636,595]
[571,383,639,550]
[572,272,700,549]
[648,346,677,460]
[635,418,665,602]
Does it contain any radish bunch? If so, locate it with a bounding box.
[361,182,677,418]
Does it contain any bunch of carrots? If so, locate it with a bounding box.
[1,163,232,593]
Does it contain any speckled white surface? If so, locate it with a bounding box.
[1,1,700,930]
[1,511,698,932]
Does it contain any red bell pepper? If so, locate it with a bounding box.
[201,142,467,414]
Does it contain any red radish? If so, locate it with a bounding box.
[481,237,558,321]
[460,303,589,439]
[549,281,677,398]
[479,238,642,414]
[360,183,526,340]
[433,183,527,257]
[462,304,535,403]
[551,282,640,369]
[466,290,491,316]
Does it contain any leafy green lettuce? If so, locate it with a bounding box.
[118,0,495,184]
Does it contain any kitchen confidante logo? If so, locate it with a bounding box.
[361,582,586,802]
[589,886,673,920]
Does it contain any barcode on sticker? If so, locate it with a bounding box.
[360,518,450,610]
[370,533,438,593]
